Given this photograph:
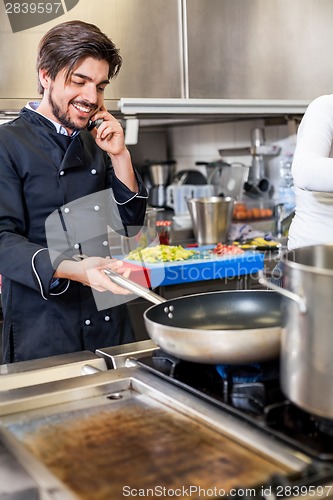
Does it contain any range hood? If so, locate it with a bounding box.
[117,97,309,130]
[115,98,309,127]
[0,97,309,129]
[0,0,329,128]
[0,97,309,116]
[118,98,309,117]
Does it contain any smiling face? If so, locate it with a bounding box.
[38,57,110,133]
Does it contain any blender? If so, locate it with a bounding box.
[147,161,175,207]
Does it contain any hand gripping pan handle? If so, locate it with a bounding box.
[103,268,166,305]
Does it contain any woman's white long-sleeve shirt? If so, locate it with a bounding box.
[288,94,333,250]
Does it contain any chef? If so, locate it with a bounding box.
[0,20,148,363]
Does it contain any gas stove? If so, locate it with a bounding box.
[0,342,332,499]
[97,341,333,498]
[134,349,333,462]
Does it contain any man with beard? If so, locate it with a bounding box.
[0,20,148,363]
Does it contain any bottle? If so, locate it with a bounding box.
[278,154,295,212]
[156,220,172,245]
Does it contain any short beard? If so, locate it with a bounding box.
[48,90,93,132]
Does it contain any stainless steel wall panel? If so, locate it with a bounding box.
[187,0,333,100]
[0,0,183,106]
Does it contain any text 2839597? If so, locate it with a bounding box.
[5,3,62,14]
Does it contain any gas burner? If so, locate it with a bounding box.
[136,349,333,461]
[147,350,282,415]
[216,361,279,383]
[216,361,281,415]
[264,402,333,460]
[151,349,183,377]
[313,416,333,437]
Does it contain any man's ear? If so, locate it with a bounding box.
[38,68,51,91]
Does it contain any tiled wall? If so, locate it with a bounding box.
[168,118,297,201]
[130,117,298,202]
[169,118,295,171]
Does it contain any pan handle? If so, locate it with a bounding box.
[258,269,307,313]
[103,268,166,305]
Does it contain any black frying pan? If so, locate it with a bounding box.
[104,269,282,364]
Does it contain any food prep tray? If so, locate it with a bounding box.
[123,246,264,287]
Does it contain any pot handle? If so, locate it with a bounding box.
[103,268,166,305]
[258,269,307,313]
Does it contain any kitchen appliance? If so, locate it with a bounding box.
[248,127,272,193]
[259,243,333,420]
[197,160,249,199]
[172,169,207,185]
[133,347,333,463]
[0,341,333,498]
[104,343,333,495]
[218,127,281,198]
[186,196,234,244]
[2,0,330,113]
[146,161,175,208]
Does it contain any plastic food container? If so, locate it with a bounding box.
[166,185,215,215]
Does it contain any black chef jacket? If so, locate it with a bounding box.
[0,108,148,363]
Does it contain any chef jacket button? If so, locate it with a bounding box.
[94,205,100,211]
[59,170,65,176]
[73,243,80,250]
[91,169,97,175]
[64,207,70,214]
[102,240,108,246]
[84,320,91,326]
[104,315,110,322]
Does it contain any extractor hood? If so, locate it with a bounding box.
[115,97,309,129]
[118,98,310,117]
[0,97,309,130]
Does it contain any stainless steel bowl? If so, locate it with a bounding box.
[187,196,234,245]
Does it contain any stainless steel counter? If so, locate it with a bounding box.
[0,350,109,498]
[0,440,39,499]
[0,364,313,499]
[0,342,331,499]
[0,350,107,391]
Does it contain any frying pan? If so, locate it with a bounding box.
[104,269,282,364]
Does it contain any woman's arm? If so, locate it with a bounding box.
[292,95,333,191]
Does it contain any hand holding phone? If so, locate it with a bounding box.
[87,118,104,131]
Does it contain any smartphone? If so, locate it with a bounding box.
[87,118,104,131]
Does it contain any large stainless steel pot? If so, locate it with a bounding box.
[105,269,282,364]
[259,244,333,419]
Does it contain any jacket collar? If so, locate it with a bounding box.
[20,107,80,138]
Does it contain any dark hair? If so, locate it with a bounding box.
[36,20,122,94]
